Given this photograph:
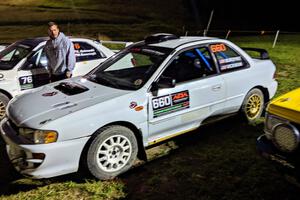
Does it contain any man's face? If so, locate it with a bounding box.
[48,25,59,39]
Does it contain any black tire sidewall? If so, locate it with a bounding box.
[86,125,138,180]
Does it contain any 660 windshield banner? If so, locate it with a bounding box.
[152,90,190,118]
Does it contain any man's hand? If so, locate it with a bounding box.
[66,71,72,78]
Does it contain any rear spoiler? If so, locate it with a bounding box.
[241,47,269,60]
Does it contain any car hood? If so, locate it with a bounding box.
[267,87,300,124]
[7,77,131,128]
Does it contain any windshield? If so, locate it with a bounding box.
[87,45,172,90]
[0,43,32,70]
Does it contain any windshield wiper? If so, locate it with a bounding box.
[87,74,97,82]
[97,74,121,89]
[88,74,120,89]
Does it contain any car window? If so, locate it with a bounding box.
[38,50,48,68]
[0,46,29,63]
[22,48,48,70]
[73,42,105,62]
[210,43,247,73]
[0,43,32,70]
[161,46,217,83]
[106,53,153,71]
[88,46,171,90]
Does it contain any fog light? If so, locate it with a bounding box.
[272,123,300,152]
[32,153,45,160]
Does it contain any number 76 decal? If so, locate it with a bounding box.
[19,76,33,85]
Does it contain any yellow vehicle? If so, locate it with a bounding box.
[257,87,300,178]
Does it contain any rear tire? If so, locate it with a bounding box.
[241,88,264,123]
[86,125,138,180]
[0,93,9,120]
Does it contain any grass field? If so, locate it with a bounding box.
[0,0,186,42]
[0,1,300,199]
[231,34,300,96]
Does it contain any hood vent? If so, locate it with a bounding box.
[54,82,89,96]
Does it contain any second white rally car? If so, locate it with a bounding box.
[0,37,114,119]
[1,33,277,179]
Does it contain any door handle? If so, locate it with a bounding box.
[212,84,221,91]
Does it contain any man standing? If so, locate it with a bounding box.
[45,22,76,82]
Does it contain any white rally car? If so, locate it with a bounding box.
[0,33,277,180]
[0,37,114,119]
[0,44,8,52]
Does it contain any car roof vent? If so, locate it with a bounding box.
[144,33,179,44]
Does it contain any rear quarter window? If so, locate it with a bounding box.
[73,42,105,62]
[210,43,248,73]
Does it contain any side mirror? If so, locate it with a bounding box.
[157,76,176,88]
[151,77,176,96]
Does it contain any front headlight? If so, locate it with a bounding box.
[19,128,58,144]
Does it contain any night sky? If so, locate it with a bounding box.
[186,0,299,31]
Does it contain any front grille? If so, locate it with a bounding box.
[8,119,19,134]
[5,119,34,144]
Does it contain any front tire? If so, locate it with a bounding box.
[0,93,9,120]
[86,125,138,180]
[241,88,264,123]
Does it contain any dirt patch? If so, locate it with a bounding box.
[121,116,300,200]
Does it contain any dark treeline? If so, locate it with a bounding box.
[184,0,299,31]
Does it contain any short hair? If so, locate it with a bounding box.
[48,21,59,29]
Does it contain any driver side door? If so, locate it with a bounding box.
[147,46,226,145]
[17,48,50,91]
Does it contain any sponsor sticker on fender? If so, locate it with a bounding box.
[129,101,137,109]
[152,90,189,118]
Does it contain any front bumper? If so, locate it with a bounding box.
[0,118,90,179]
[256,134,300,175]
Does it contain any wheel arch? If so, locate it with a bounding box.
[0,89,13,100]
[103,121,147,161]
[253,85,270,104]
[79,121,147,171]
[253,85,270,116]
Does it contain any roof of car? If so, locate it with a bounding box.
[17,37,48,47]
[17,36,92,48]
[149,36,216,49]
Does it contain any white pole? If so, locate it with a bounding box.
[204,9,214,36]
[185,31,188,36]
[272,30,280,48]
[225,30,231,39]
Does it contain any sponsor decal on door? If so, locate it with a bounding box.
[152,90,190,118]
